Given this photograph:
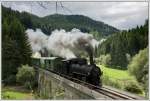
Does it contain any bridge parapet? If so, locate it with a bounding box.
[37,68,113,99]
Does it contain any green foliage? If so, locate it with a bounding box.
[128,47,148,93]
[2,86,36,100]
[100,65,144,95]
[102,75,122,89]
[127,47,148,97]
[2,91,27,100]
[16,65,36,89]
[100,65,136,82]
[124,81,143,94]
[98,20,148,69]
[98,54,111,66]
[90,30,103,40]
[2,7,32,81]
[2,35,21,80]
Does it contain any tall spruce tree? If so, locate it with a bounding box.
[2,35,21,79]
[9,18,32,65]
[2,16,32,81]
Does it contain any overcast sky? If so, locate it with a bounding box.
[2,1,148,30]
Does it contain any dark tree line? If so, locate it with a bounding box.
[2,11,32,82]
[97,20,148,69]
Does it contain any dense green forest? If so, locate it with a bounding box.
[2,6,119,36]
[96,20,148,69]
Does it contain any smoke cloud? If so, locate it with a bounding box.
[26,29,48,53]
[26,28,105,59]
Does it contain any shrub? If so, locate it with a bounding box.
[16,65,36,90]
[124,81,143,94]
[99,54,111,66]
[128,47,148,94]
[128,47,148,82]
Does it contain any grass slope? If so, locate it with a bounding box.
[2,86,36,100]
[100,65,135,81]
[99,65,144,96]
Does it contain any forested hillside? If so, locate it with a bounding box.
[97,20,148,69]
[2,6,119,36]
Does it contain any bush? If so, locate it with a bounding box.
[99,54,111,66]
[128,47,148,82]
[124,81,143,94]
[16,65,36,90]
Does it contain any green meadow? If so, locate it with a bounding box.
[2,86,36,100]
[99,65,144,96]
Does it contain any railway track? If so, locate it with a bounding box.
[96,87,137,100]
[65,75,145,100]
[63,74,144,100]
[102,86,145,100]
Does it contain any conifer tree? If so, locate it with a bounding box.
[2,16,32,81]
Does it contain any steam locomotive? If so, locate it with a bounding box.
[31,56,102,87]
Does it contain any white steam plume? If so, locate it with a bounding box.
[26,28,105,59]
[26,29,48,53]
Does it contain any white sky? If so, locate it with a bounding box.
[2,1,148,30]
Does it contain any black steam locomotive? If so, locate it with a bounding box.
[31,56,102,87]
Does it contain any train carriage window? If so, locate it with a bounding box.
[55,60,60,72]
[54,60,56,70]
[37,59,41,67]
[41,59,45,68]
[45,60,51,70]
[51,60,54,70]
[49,59,53,70]
[45,60,48,68]
[33,58,40,67]
[48,60,52,70]
[45,60,49,70]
